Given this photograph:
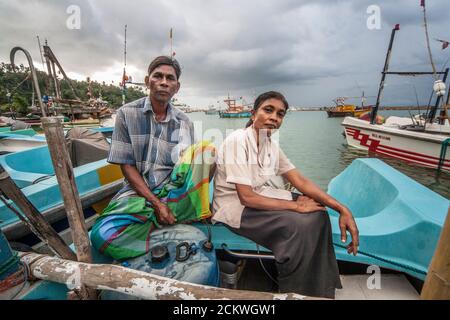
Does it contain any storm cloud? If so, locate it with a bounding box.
[1,0,449,108]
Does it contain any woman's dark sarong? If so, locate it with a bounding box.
[227,208,342,299]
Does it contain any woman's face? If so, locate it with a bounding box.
[251,98,287,134]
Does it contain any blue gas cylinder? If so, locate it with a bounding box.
[102,224,219,300]
[0,230,19,281]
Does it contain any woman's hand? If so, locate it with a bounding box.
[294,195,326,213]
[154,202,177,225]
[338,207,359,256]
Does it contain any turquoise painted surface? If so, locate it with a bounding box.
[0,146,107,230]
[20,281,69,300]
[328,158,448,280]
[0,230,19,279]
[0,128,36,136]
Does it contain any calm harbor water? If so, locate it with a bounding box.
[187,110,450,199]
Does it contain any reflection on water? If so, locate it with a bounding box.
[187,111,449,199]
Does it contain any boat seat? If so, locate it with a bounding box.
[327,158,449,280]
[65,127,109,167]
[0,128,110,188]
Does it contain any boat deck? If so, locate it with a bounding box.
[237,259,420,299]
[336,274,419,300]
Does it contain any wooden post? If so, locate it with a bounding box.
[421,207,450,300]
[0,165,76,261]
[41,116,97,299]
[18,251,318,300]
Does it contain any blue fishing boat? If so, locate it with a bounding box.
[0,127,44,154]
[0,127,122,242]
[0,126,113,154]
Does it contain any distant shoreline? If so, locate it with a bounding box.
[288,105,431,111]
[194,105,431,112]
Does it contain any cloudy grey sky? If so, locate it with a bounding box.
[1,0,449,108]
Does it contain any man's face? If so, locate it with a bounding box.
[146,65,180,104]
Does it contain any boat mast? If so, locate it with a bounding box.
[36,35,45,71]
[122,24,127,106]
[170,27,174,58]
[370,24,400,124]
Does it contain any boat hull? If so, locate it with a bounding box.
[327,110,354,117]
[0,144,124,241]
[219,111,251,118]
[342,117,450,171]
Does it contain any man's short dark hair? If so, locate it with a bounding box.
[147,56,181,80]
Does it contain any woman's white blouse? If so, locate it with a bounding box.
[212,126,296,228]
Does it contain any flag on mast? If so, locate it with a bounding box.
[436,39,449,50]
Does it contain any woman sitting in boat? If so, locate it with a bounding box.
[212,91,359,299]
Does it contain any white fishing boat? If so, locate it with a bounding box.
[342,9,450,172]
[342,117,449,171]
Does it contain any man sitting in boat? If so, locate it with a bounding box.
[212,91,359,299]
[91,56,215,260]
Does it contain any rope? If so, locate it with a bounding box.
[422,3,438,81]
[11,74,32,93]
[0,264,27,295]
[333,242,427,276]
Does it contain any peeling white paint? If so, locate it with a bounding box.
[64,264,82,290]
[20,253,307,300]
[273,293,306,300]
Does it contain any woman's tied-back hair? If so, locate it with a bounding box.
[245,91,289,128]
[148,56,182,80]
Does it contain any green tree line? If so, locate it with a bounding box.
[0,62,146,115]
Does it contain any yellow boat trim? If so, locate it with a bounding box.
[97,164,123,186]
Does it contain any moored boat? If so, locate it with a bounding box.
[218,96,252,118]
[0,129,123,241]
[342,117,450,171]
[342,15,450,172]
[326,96,372,118]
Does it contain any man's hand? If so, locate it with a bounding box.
[338,207,359,256]
[154,202,177,225]
[294,195,326,213]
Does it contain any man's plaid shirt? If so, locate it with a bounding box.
[108,97,194,197]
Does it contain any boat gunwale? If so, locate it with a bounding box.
[342,118,449,143]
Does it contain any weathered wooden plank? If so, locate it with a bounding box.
[0,164,76,261]
[41,116,97,299]
[421,207,450,300]
[2,180,122,241]
[41,117,93,264]
[18,251,314,300]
